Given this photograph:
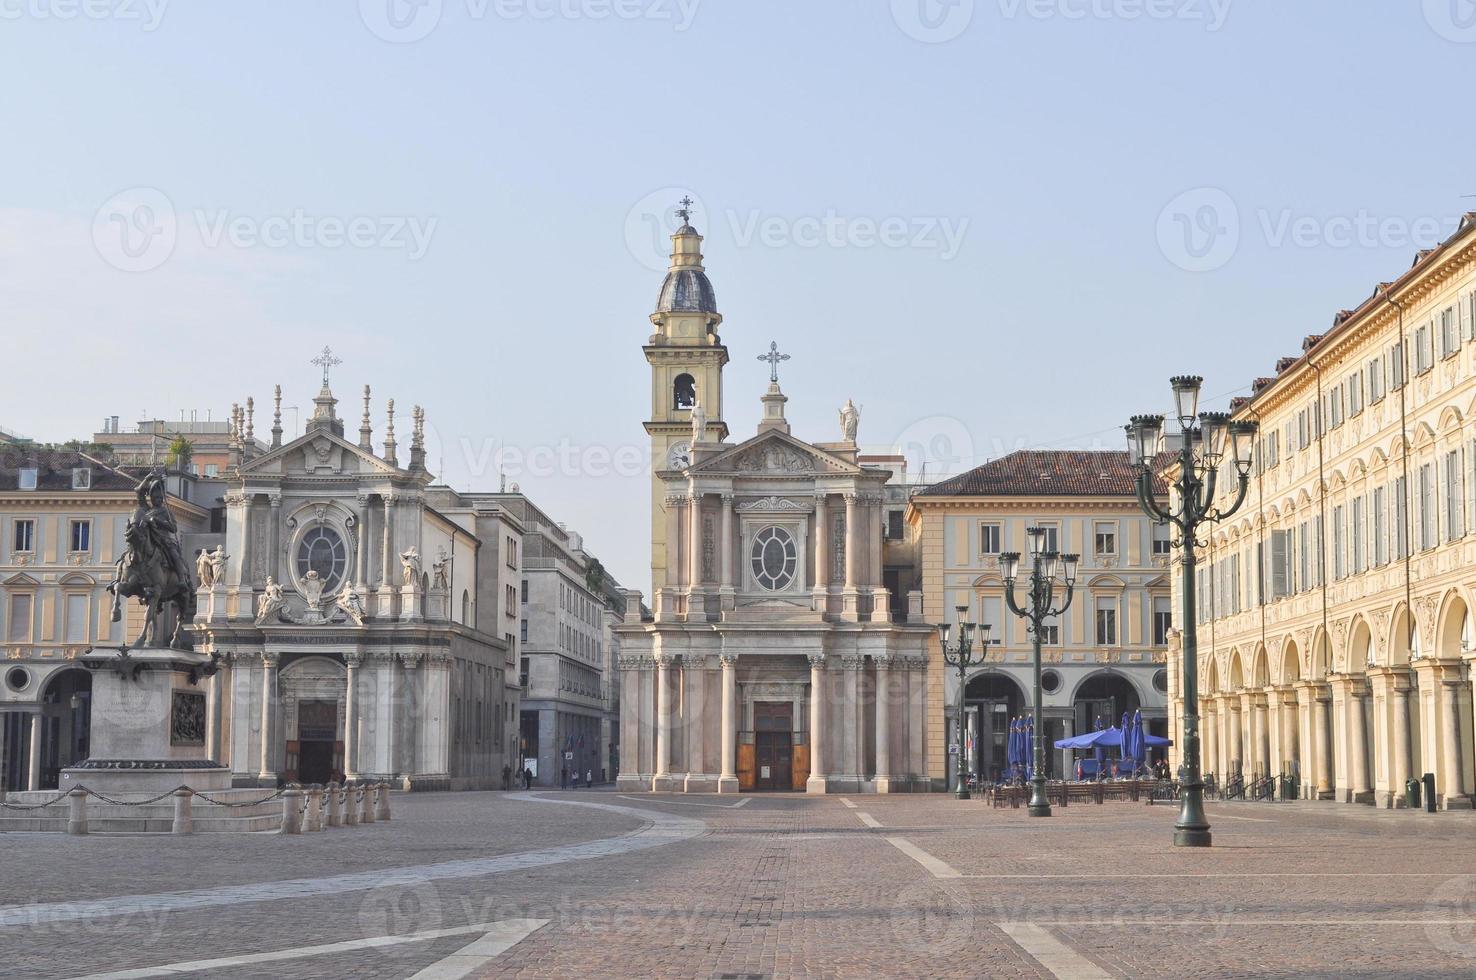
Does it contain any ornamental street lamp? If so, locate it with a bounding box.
[1001,531,1079,817]
[1127,375,1257,847]
[938,606,994,800]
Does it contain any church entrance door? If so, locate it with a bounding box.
[753,702,793,791]
[297,700,340,785]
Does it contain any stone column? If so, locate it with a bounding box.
[374,657,398,782]
[1227,700,1243,776]
[812,493,829,613]
[1280,689,1300,775]
[400,653,423,785]
[869,495,890,623]
[379,494,397,617]
[841,493,862,621]
[1349,678,1372,803]
[1313,691,1333,798]
[840,655,863,790]
[354,495,369,589]
[1439,677,1466,808]
[206,667,226,762]
[718,653,739,794]
[344,654,361,780]
[1246,694,1266,778]
[875,656,893,792]
[26,711,42,792]
[719,492,735,610]
[807,653,827,793]
[653,654,674,792]
[258,653,279,783]
[264,495,281,584]
[238,495,254,590]
[1392,673,1411,807]
[687,491,703,591]
[682,654,710,792]
[615,660,644,792]
[1201,701,1219,779]
[1265,688,1284,777]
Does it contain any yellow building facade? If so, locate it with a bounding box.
[1179,213,1476,808]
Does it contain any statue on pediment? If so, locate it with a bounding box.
[334,582,366,625]
[839,399,860,442]
[400,546,422,587]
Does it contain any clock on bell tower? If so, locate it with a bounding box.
[644,199,727,594]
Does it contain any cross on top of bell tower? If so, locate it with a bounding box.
[675,196,694,225]
[312,346,342,387]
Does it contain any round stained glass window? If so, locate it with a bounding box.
[750,525,798,592]
[296,525,348,593]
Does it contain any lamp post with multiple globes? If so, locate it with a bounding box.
[1000,530,1079,817]
[938,607,994,800]
[1125,375,1257,847]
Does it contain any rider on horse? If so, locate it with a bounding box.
[132,472,192,586]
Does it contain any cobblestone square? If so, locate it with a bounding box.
[2,791,1475,978]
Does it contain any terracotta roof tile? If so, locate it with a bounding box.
[916,450,1166,498]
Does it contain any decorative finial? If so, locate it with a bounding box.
[311,345,342,386]
[245,397,255,442]
[271,384,283,449]
[757,341,790,384]
[676,195,694,225]
[359,384,373,451]
[384,398,398,465]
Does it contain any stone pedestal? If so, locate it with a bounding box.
[399,584,423,623]
[61,646,230,795]
[204,584,228,624]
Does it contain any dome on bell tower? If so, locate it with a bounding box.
[655,220,718,315]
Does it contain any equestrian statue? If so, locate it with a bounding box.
[108,471,197,647]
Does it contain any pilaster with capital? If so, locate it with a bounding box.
[344,653,363,779]
[257,652,280,782]
[652,652,676,790]
[806,653,829,792]
[718,652,739,792]
[841,492,862,621]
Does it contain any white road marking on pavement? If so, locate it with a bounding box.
[61,919,547,980]
[408,918,547,979]
[0,795,702,930]
[857,812,882,828]
[963,871,1471,879]
[886,837,961,878]
[839,798,858,808]
[1035,918,1476,927]
[616,794,750,808]
[998,922,1109,980]
[1207,811,1275,822]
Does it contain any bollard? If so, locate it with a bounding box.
[325,782,342,828]
[67,788,89,836]
[361,782,376,823]
[172,788,194,835]
[375,783,391,822]
[344,785,360,826]
[306,787,323,832]
[281,788,303,834]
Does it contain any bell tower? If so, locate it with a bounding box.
[644,199,728,594]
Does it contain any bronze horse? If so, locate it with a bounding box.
[109,516,197,648]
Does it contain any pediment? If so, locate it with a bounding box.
[689,430,861,477]
[241,429,403,479]
[2,572,41,588]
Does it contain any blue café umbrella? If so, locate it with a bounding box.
[1131,709,1146,768]
[1120,712,1131,775]
[1005,718,1015,771]
[1026,717,1035,779]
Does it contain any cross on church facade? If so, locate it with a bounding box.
[758,341,790,383]
[676,196,695,224]
[312,346,342,386]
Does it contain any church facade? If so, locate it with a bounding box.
[191,369,522,790]
[615,215,934,794]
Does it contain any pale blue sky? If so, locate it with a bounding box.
[2,1,1473,591]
